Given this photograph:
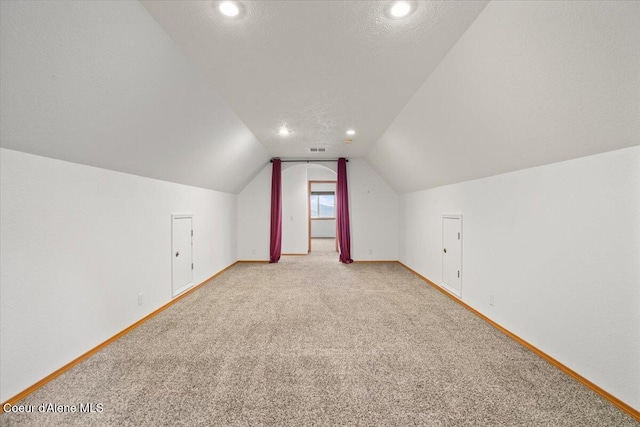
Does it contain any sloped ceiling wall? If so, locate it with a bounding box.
[2,1,638,195]
[0,1,269,194]
[367,1,640,194]
[140,0,489,159]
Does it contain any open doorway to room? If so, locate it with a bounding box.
[308,180,338,253]
[280,163,336,257]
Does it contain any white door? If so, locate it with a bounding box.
[172,214,193,297]
[442,215,462,297]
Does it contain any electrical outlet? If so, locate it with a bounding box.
[251,249,256,255]
[489,294,494,306]
[138,293,143,306]
[368,249,372,255]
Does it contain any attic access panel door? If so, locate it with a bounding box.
[172,214,193,297]
[442,214,462,297]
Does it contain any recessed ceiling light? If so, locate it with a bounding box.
[219,1,239,17]
[346,129,356,136]
[279,126,290,136]
[389,1,412,18]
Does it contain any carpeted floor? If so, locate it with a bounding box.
[1,249,637,426]
[311,238,336,253]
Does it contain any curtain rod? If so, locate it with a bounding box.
[270,159,348,163]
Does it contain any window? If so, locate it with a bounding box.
[310,191,335,218]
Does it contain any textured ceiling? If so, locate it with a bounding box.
[140,0,489,159]
[367,1,640,193]
[0,1,269,194]
[2,1,637,195]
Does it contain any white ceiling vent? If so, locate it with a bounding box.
[309,147,326,153]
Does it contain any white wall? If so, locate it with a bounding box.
[282,165,309,254]
[349,160,399,261]
[237,164,271,261]
[311,221,336,238]
[307,164,337,179]
[311,182,336,192]
[0,0,269,194]
[399,146,640,410]
[0,149,238,403]
[237,160,398,261]
[367,1,640,193]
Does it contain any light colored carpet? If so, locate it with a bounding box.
[310,238,336,253]
[2,250,637,426]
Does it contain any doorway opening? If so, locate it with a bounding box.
[308,180,338,253]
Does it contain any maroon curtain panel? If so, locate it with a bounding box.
[269,159,282,263]
[336,158,353,264]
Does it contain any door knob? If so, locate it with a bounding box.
[443,248,447,253]
[176,251,180,257]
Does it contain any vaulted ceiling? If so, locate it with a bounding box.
[140,0,488,159]
[368,1,640,192]
[1,1,638,194]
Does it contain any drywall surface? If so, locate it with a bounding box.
[0,149,238,403]
[399,146,640,410]
[237,165,271,261]
[237,161,398,261]
[348,160,399,261]
[0,0,268,194]
[311,220,336,238]
[368,1,640,193]
[307,164,337,179]
[311,182,337,192]
[282,165,309,254]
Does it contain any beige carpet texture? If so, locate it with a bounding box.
[2,240,637,426]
